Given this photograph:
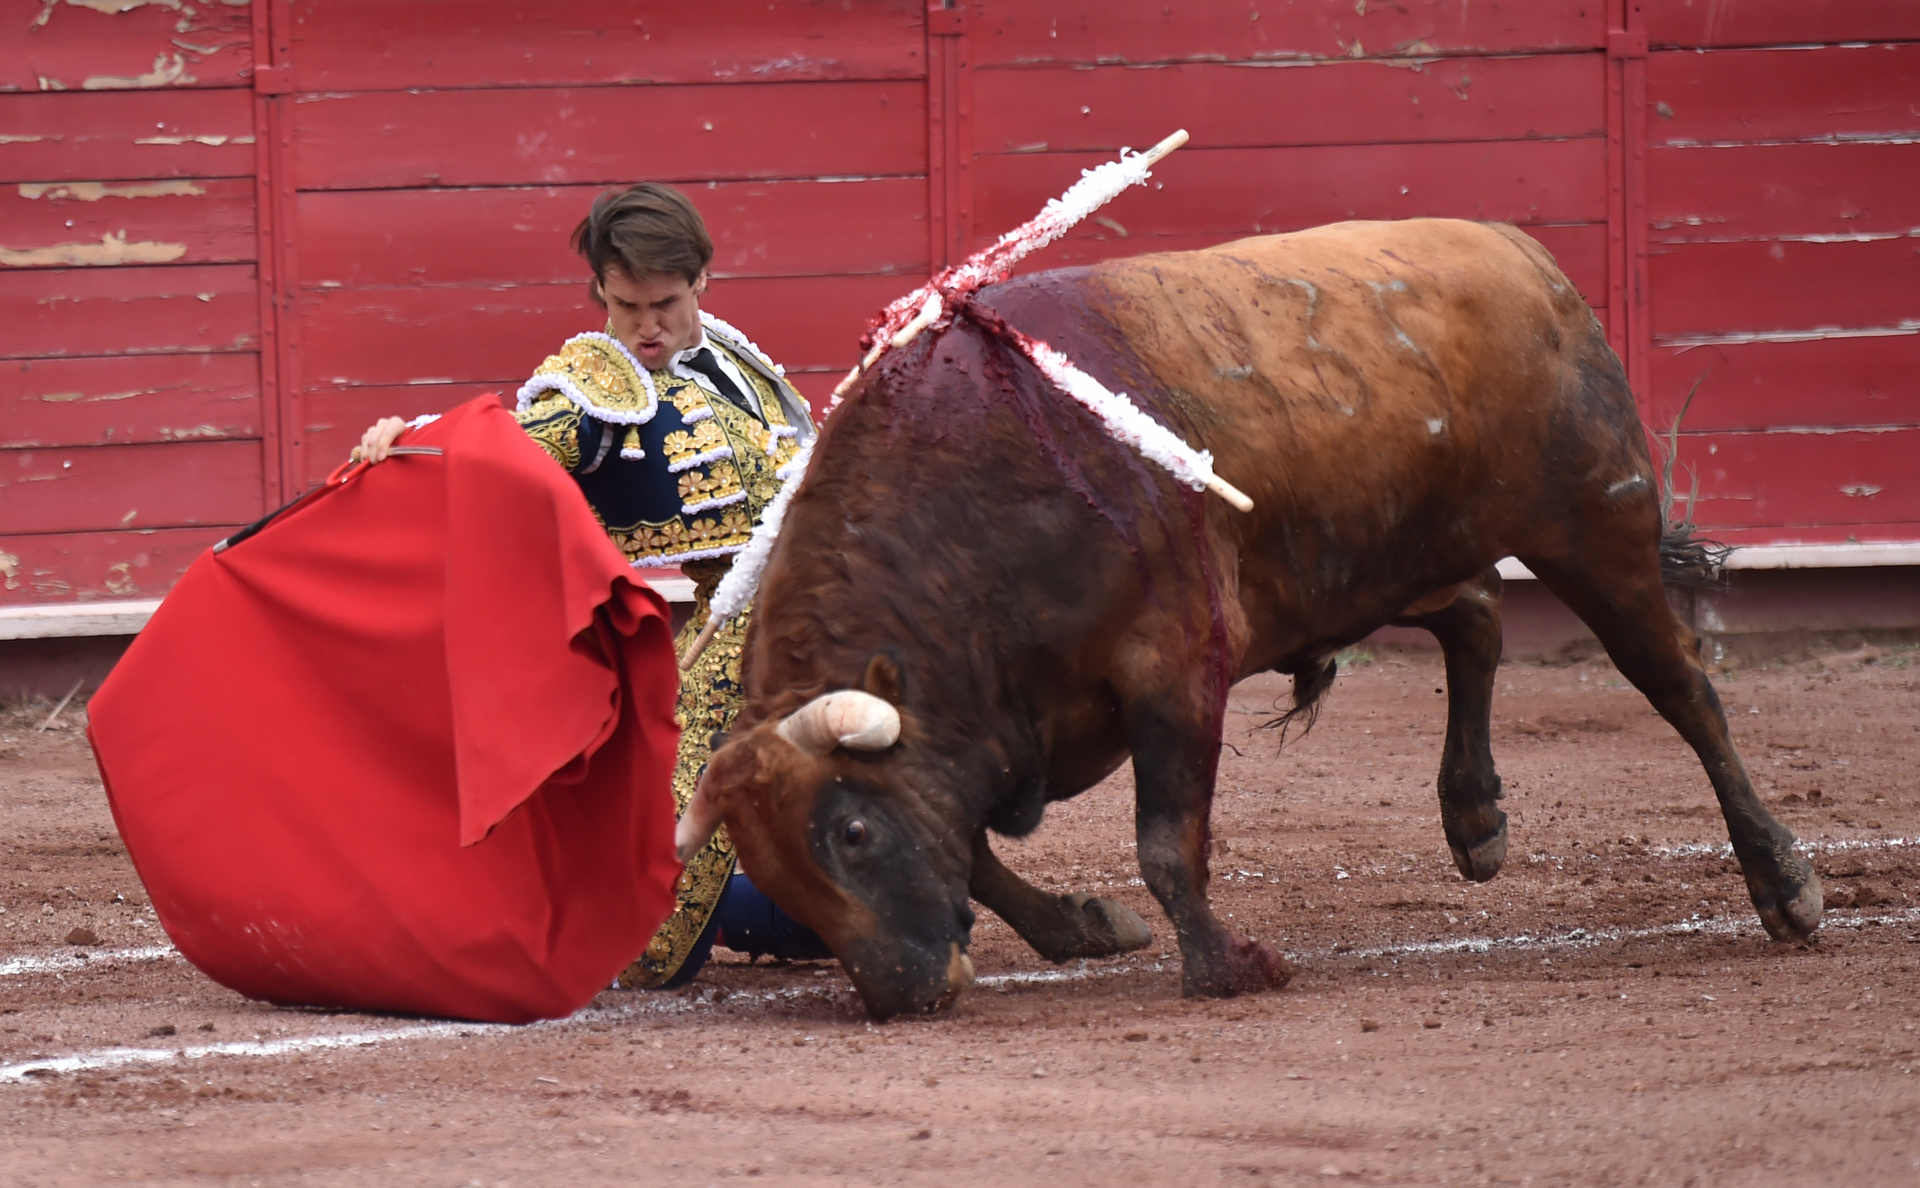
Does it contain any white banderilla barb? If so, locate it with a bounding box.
[1008,330,1255,513]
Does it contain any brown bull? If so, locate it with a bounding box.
[679,218,1822,1019]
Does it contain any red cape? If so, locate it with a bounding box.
[88,397,681,1023]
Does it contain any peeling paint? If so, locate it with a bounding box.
[82,52,197,91]
[1840,485,1884,498]
[0,135,50,145]
[104,561,137,596]
[157,424,225,439]
[17,180,206,202]
[39,77,68,91]
[1668,133,1920,149]
[39,389,141,403]
[1661,320,1920,349]
[134,134,246,146]
[1652,229,1920,245]
[0,231,188,267]
[60,0,185,15]
[0,552,19,592]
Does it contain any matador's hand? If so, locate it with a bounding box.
[351,417,408,464]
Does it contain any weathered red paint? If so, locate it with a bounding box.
[1,0,252,93]
[0,3,1913,609]
[5,355,261,451]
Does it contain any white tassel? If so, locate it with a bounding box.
[704,437,811,633]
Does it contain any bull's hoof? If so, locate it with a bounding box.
[1447,817,1509,883]
[1749,867,1823,942]
[1060,893,1152,957]
[1181,935,1293,999]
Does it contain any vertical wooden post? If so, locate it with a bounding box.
[251,0,301,502]
[1606,1,1651,412]
[249,0,280,510]
[925,1,971,269]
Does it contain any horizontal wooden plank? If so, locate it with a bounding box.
[297,178,928,289]
[976,139,1607,240]
[0,526,227,606]
[973,55,1605,154]
[1,0,251,93]
[1681,428,1920,532]
[0,90,256,184]
[0,176,254,268]
[0,263,258,360]
[293,82,927,191]
[289,0,924,91]
[1645,2,1920,49]
[1648,237,1920,341]
[0,440,263,535]
[1648,142,1920,241]
[970,0,1603,64]
[1649,43,1920,147]
[1649,332,1920,434]
[298,274,904,387]
[5,353,260,449]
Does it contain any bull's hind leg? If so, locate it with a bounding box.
[969,835,1153,962]
[1394,569,1510,882]
[1524,549,1821,941]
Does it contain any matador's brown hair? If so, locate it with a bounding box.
[572,182,714,293]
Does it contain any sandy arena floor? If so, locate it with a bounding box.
[2,645,1916,1187]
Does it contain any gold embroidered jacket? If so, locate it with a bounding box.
[513,323,813,567]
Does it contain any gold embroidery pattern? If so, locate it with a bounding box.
[525,333,653,418]
[618,562,750,988]
[512,394,583,470]
[665,383,709,420]
[607,508,754,565]
[662,419,728,469]
[677,459,743,506]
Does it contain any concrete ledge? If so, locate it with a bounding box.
[1498,540,1920,581]
[0,577,697,642]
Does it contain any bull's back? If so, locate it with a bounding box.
[1070,219,1634,638]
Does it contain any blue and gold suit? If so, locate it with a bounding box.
[512,317,813,986]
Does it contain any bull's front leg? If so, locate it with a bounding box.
[969,833,1153,962]
[1127,697,1293,998]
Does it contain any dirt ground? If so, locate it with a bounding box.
[2,644,1916,1187]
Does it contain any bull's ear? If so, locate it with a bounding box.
[860,652,904,704]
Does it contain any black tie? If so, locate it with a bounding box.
[685,348,761,421]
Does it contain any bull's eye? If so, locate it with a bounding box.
[843,820,867,846]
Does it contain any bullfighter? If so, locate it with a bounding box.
[355,182,830,987]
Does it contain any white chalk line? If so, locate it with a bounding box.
[4,836,1915,1083]
[1337,904,1920,962]
[0,944,178,979]
[0,1020,503,1085]
[13,904,1920,1085]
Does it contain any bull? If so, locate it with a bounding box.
[676,218,1822,1019]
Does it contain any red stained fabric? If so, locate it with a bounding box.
[88,396,681,1023]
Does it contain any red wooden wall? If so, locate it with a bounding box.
[3,0,1915,608]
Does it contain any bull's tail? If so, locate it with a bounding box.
[1654,378,1732,589]
[1660,521,1731,589]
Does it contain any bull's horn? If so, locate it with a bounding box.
[675,776,725,865]
[776,690,901,756]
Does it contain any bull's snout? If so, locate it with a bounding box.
[843,939,975,1020]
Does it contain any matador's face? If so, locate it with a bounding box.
[598,264,708,371]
